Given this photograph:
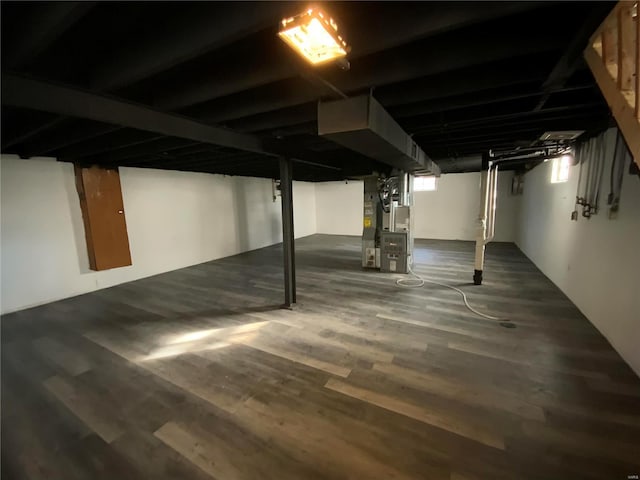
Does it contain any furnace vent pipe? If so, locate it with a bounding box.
[398,172,410,206]
[318,94,440,174]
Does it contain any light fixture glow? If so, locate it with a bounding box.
[278,7,349,65]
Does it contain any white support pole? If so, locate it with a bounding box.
[474,166,489,285]
[474,159,499,285]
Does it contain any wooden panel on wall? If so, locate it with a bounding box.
[74,165,132,271]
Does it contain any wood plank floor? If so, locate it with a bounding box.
[2,234,639,480]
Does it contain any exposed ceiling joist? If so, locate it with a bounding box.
[391,87,546,120]
[426,133,553,150]
[1,74,377,175]
[414,115,606,145]
[335,28,562,94]
[161,144,222,158]
[56,130,162,161]
[2,2,95,70]
[375,55,552,106]
[199,163,280,178]
[81,138,200,165]
[534,3,615,111]
[342,2,543,58]
[420,126,567,146]
[91,2,297,91]
[1,115,67,149]
[153,2,541,112]
[409,103,606,135]
[228,57,553,134]
[188,26,565,125]
[2,74,384,179]
[2,73,268,156]
[156,60,297,112]
[20,122,122,157]
[146,155,255,171]
[194,79,319,124]
[0,2,612,178]
[257,122,317,138]
[431,156,481,173]
[294,158,342,171]
[231,104,317,134]
[121,147,229,168]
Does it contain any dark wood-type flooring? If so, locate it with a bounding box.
[2,235,640,479]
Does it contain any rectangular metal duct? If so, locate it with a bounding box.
[318,94,440,174]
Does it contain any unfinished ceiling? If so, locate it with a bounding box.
[1,1,615,180]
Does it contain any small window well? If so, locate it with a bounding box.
[550,155,571,183]
[414,176,437,191]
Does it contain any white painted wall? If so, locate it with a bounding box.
[292,181,317,238]
[314,172,519,242]
[413,171,518,242]
[516,128,640,376]
[315,180,364,236]
[0,156,316,314]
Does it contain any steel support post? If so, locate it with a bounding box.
[279,157,296,307]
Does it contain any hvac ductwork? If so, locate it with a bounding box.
[318,94,440,174]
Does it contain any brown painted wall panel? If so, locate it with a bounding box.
[74,165,132,271]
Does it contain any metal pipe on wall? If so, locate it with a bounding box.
[389,199,396,233]
[486,163,499,242]
[487,169,494,238]
[398,172,410,206]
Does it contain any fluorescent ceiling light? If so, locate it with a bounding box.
[278,7,348,65]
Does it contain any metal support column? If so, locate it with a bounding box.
[279,157,296,307]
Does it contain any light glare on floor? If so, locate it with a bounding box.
[167,321,270,345]
[140,320,270,360]
[142,341,231,361]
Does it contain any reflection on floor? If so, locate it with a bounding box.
[2,234,640,479]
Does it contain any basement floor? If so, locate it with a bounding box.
[2,235,639,480]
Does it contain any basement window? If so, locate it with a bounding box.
[414,175,437,191]
[550,155,571,183]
